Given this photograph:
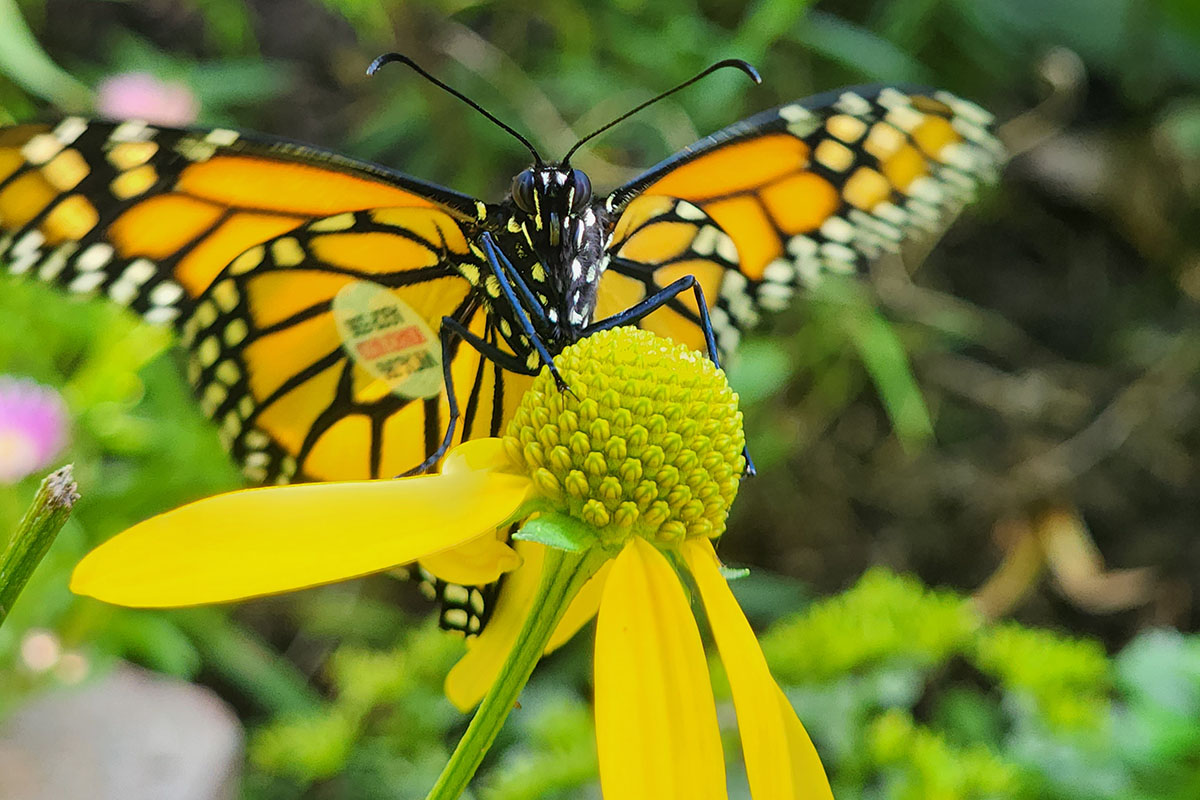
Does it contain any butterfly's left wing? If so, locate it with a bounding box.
[595,86,1004,356]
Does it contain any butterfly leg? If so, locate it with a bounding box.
[585,275,721,365]
[478,231,552,330]
[401,316,540,477]
[583,275,757,477]
[478,233,570,393]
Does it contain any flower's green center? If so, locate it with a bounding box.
[503,328,746,547]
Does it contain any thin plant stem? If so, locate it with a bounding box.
[426,544,610,800]
[0,465,79,628]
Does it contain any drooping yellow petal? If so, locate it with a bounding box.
[595,537,725,800]
[682,538,833,800]
[419,529,521,586]
[443,540,611,711]
[71,455,532,608]
[441,437,518,475]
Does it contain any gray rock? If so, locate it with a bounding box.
[0,664,242,800]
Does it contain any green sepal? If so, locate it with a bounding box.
[512,513,599,553]
[720,565,751,581]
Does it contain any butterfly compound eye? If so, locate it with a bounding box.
[512,169,537,213]
[569,169,592,213]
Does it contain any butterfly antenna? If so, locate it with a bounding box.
[562,58,761,165]
[368,52,543,166]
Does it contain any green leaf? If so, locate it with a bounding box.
[0,0,92,110]
[813,278,935,451]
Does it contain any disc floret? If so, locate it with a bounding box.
[503,328,746,548]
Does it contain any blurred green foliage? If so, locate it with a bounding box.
[1,0,1199,798]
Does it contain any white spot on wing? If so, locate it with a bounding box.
[76,243,114,272]
[68,271,106,293]
[204,129,240,146]
[54,118,88,146]
[21,134,64,165]
[110,120,152,143]
[834,92,872,116]
[150,280,184,307]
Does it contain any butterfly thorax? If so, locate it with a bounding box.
[485,164,611,350]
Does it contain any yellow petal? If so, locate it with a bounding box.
[682,538,833,800]
[595,537,726,800]
[71,463,532,608]
[443,540,610,711]
[442,437,517,475]
[419,529,521,586]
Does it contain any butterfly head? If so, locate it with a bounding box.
[504,164,608,334]
[509,165,592,246]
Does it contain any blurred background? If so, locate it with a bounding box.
[1,0,1199,798]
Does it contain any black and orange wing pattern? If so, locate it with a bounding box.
[182,207,531,485]
[596,86,1004,356]
[0,118,529,484]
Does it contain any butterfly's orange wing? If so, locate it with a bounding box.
[0,119,481,318]
[182,208,531,484]
[0,119,524,482]
[596,86,1004,355]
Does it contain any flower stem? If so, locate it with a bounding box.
[426,544,610,800]
[0,466,79,628]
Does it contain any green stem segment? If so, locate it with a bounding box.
[426,544,611,800]
[0,465,79,628]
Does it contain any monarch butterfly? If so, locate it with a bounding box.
[0,55,1002,632]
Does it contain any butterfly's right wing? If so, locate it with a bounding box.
[595,86,1005,357]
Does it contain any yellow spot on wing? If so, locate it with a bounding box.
[271,237,305,267]
[229,246,265,275]
[41,195,99,243]
[212,279,238,312]
[814,139,854,172]
[826,114,868,142]
[42,149,90,191]
[0,172,55,228]
[110,164,159,200]
[107,141,159,170]
[842,167,892,210]
[309,212,356,232]
[880,144,927,192]
[912,116,959,160]
[864,122,906,162]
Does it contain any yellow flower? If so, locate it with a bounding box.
[71,327,832,800]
